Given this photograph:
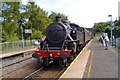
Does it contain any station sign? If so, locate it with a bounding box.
[25,29,32,34]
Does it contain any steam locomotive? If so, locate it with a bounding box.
[32,16,92,67]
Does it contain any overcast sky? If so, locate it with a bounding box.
[22,0,120,28]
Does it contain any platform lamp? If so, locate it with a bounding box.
[108,15,113,46]
[19,19,24,48]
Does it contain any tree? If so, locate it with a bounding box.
[93,22,109,33]
[93,20,120,38]
[2,2,21,42]
[113,26,120,38]
[115,19,120,37]
[1,2,69,42]
[26,2,51,39]
[49,12,68,22]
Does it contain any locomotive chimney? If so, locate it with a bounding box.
[55,16,61,23]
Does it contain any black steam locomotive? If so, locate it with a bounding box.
[32,16,92,67]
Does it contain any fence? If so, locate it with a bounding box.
[116,38,120,49]
[0,40,37,51]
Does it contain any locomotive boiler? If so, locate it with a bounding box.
[32,16,92,67]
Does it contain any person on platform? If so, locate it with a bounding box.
[99,35,103,44]
[104,33,109,50]
[39,37,45,50]
[101,33,106,47]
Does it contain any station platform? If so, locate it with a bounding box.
[0,46,37,58]
[60,39,119,79]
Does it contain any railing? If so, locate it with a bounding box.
[116,38,120,48]
[0,40,37,51]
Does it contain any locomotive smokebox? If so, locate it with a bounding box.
[46,16,72,45]
[46,16,68,44]
[55,16,61,23]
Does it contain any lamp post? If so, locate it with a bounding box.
[21,25,24,48]
[108,15,113,46]
[19,19,24,48]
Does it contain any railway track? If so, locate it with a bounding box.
[1,57,32,69]
[1,56,67,79]
[1,51,41,78]
[23,62,67,80]
[1,58,39,78]
[1,49,79,79]
[1,42,86,79]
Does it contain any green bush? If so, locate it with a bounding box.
[114,26,120,38]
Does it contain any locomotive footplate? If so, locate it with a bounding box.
[33,50,72,67]
[34,50,71,58]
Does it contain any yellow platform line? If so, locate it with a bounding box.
[0,48,36,59]
[59,39,93,79]
[87,50,94,79]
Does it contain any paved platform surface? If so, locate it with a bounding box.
[60,39,119,79]
[83,39,119,79]
[60,40,92,78]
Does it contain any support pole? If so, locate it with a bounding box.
[21,23,24,48]
[108,15,113,46]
